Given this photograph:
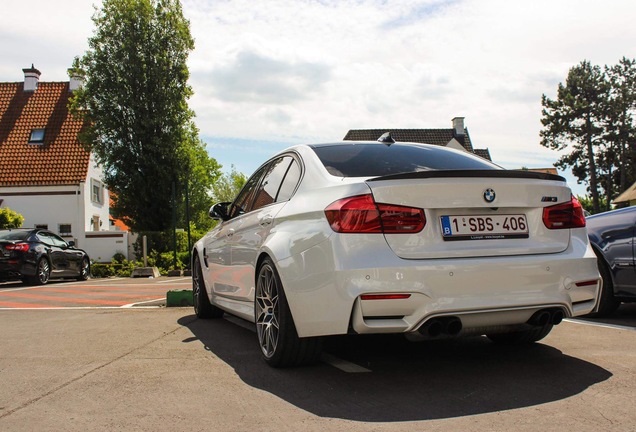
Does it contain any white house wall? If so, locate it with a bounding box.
[0,184,83,241]
[84,231,129,263]
[83,154,110,232]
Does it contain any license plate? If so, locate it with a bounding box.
[440,214,529,241]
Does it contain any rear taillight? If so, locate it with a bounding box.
[325,194,425,233]
[543,196,586,229]
[4,243,29,252]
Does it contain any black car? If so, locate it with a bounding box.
[586,206,636,316]
[0,228,90,285]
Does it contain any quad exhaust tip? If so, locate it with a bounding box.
[528,308,565,326]
[419,316,463,338]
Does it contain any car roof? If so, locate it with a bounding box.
[586,206,636,220]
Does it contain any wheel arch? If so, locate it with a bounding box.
[590,243,615,289]
[254,251,302,327]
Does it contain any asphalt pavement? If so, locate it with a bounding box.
[0,280,635,432]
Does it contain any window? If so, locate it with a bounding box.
[251,157,293,211]
[310,143,501,177]
[59,224,72,237]
[276,159,301,202]
[29,128,45,144]
[91,179,103,204]
[228,165,269,219]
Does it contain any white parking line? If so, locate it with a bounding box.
[0,306,162,311]
[0,278,130,292]
[222,316,372,372]
[566,318,636,332]
[321,354,372,373]
[121,298,165,308]
[158,277,191,284]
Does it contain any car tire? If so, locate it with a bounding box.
[587,258,620,317]
[77,257,90,281]
[255,257,322,368]
[192,254,223,319]
[28,258,51,286]
[486,324,554,345]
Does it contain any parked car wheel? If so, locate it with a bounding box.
[192,255,223,319]
[255,258,322,368]
[28,258,51,286]
[588,258,620,317]
[77,258,90,281]
[486,324,553,345]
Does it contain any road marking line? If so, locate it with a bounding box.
[566,318,636,332]
[0,306,162,310]
[0,291,127,306]
[321,353,372,373]
[158,277,191,284]
[222,316,372,373]
[32,288,164,298]
[0,301,51,308]
[121,298,165,308]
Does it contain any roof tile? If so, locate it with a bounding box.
[0,81,90,186]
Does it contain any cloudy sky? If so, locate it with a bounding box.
[2,0,635,196]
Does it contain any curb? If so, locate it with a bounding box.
[166,289,193,307]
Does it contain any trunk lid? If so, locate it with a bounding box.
[366,170,572,259]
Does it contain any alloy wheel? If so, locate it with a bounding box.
[38,259,50,284]
[80,259,89,279]
[255,264,280,358]
[193,257,202,314]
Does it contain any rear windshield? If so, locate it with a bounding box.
[0,230,31,241]
[310,143,501,177]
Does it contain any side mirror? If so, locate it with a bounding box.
[209,202,231,221]
[67,241,76,248]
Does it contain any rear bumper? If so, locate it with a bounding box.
[278,234,600,338]
[0,260,36,280]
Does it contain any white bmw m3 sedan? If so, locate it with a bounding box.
[192,137,600,367]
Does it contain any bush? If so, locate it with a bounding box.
[89,253,190,278]
[0,207,24,229]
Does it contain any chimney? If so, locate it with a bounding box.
[68,70,84,92]
[23,64,41,91]
[452,117,465,137]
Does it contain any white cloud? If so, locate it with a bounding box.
[2,0,635,195]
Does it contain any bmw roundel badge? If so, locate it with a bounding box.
[483,188,496,203]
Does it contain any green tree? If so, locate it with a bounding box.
[181,126,223,231]
[0,207,24,229]
[72,0,198,232]
[211,166,248,203]
[576,194,607,215]
[540,61,610,213]
[604,58,636,201]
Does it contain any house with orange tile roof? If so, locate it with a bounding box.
[0,65,129,261]
[344,117,493,161]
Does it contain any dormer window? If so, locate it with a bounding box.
[29,128,45,144]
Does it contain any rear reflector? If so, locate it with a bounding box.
[360,294,412,300]
[325,194,425,233]
[575,279,599,287]
[543,195,586,229]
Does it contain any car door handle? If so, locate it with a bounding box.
[260,215,273,226]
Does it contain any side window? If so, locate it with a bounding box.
[36,232,53,245]
[251,157,293,212]
[228,164,269,219]
[48,233,68,248]
[276,158,301,202]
